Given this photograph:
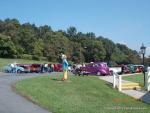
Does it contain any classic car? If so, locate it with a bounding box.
[76,62,110,76]
[30,64,41,73]
[3,64,24,73]
[17,64,31,73]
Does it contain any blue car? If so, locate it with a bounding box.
[3,64,24,73]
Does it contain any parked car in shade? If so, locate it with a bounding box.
[3,65,12,73]
[78,62,110,76]
[126,64,143,73]
[121,65,131,74]
[47,64,53,72]
[30,64,41,73]
[17,64,31,73]
[134,65,143,73]
[127,64,135,73]
[53,64,62,72]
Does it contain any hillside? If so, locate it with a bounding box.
[0,18,142,64]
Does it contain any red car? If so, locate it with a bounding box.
[30,64,41,73]
[135,65,143,73]
[121,65,131,74]
[54,64,62,72]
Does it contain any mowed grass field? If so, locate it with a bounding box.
[16,74,150,113]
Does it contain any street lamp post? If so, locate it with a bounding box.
[84,47,89,63]
[80,45,82,63]
[140,43,146,87]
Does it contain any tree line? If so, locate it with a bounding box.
[0,18,149,65]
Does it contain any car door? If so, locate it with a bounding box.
[92,64,99,74]
[84,64,92,73]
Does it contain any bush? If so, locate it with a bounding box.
[40,57,48,61]
[16,54,22,59]
[47,56,52,62]
[21,54,33,60]
[12,55,18,59]
[32,55,40,61]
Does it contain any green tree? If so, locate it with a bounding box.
[67,26,77,38]
[32,39,44,56]
[0,20,5,33]
[0,18,143,64]
[0,34,17,58]
[3,18,20,37]
[92,40,106,61]
[100,38,116,65]
[86,32,96,38]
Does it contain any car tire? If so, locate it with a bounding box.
[17,69,22,73]
[109,70,114,76]
[97,72,101,76]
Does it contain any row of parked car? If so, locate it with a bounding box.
[72,62,145,76]
[121,64,144,74]
[3,62,146,76]
[3,63,62,73]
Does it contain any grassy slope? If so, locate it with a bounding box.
[16,74,150,113]
[123,74,144,87]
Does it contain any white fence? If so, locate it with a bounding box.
[113,72,122,91]
[113,67,150,92]
[147,67,150,91]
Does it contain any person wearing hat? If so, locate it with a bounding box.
[61,53,69,81]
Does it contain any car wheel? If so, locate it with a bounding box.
[97,72,101,76]
[17,69,22,73]
[109,70,113,76]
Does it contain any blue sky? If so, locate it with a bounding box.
[0,0,150,56]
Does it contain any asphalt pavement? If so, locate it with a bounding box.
[0,72,51,113]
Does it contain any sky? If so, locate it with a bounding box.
[0,0,150,56]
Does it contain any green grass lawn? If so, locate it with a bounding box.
[0,58,48,69]
[123,73,144,87]
[15,74,150,113]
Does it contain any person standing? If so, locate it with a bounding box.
[40,64,44,73]
[44,63,48,72]
[61,54,69,81]
[11,62,17,73]
[10,63,15,73]
[51,64,54,72]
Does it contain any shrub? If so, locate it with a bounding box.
[40,57,48,61]
[32,55,40,61]
[21,54,33,60]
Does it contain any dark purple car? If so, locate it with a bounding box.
[80,62,110,76]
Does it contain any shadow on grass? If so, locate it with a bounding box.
[50,78,61,81]
[50,78,72,83]
[105,82,113,88]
